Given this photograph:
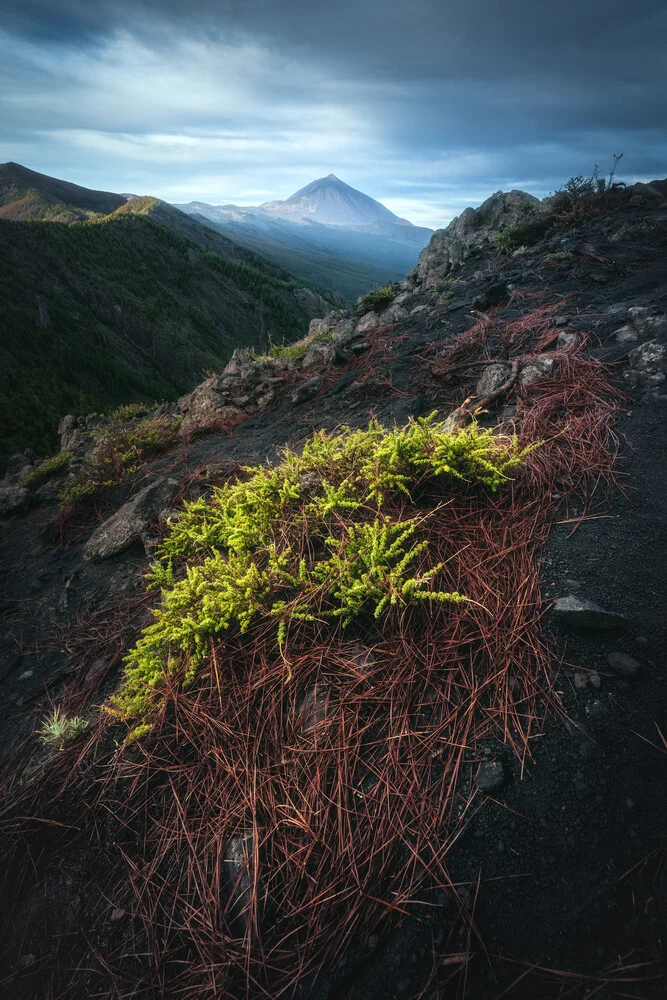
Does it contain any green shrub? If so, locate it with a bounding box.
[107,414,537,729]
[359,284,396,313]
[19,451,72,488]
[58,413,181,509]
[493,216,550,254]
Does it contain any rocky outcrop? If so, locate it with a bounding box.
[293,287,331,319]
[406,190,548,292]
[84,477,179,560]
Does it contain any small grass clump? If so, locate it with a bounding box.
[358,285,397,313]
[252,328,334,364]
[108,414,537,727]
[38,707,89,750]
[58,413,181,510]
[18,451,72,488]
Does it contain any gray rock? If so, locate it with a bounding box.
[473,282,508,311]
[356,310,383,334]
[520,356,556,385]
[293,286,330,319]
[84,478,178,561]
[291,375,324,405]
[585,698,609,719]
[476,363,511,398]
[0,485,29,517]
[301,342,334,368]
[177,375,247,438]
[223,830,255,932]
[628,307,667,339]
[4,453,31,480]
[553,594,626,631]
[606,651,640,677]
[474,760,505,793]
[58,414,79,451]
[615,325,638,344]
[557,330,578,349]
[628,340,667,373]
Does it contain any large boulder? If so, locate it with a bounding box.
[408,190,548,291]
[84,478,179,561]
[0,485,30,518]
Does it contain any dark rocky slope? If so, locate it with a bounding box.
[1,179,666,1000]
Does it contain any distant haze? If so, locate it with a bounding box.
[1,0,665,229]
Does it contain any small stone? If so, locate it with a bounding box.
[519,356,556,385]
[474,760,505,793]
[18,670,34,680]
[291,375,324,405]
[17,954,37,970]
[629,340,667,373]
[628,307,667,339]
[475,363,511,398]
[573,671,588,691]
[635,636,648,646]
[589,671,601,689]
[606,651,640,676]
[557,330,578,349]
[552,594,626,631]
[615,325,638,344]
[585,698,609,719]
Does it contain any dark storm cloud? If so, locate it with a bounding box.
[1,0,665,227]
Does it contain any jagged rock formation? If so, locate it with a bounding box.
[1,176,666,1000]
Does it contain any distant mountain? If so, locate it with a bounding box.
[175,175,433,301]
[259,173,412,227]
[0,163,332,463]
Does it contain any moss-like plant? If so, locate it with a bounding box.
[38,707,89,749]
[107,415,537,729]
[19,451,72,488]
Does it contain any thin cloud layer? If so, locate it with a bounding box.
[1,1,665,228]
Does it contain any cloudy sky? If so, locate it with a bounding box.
[1,0,665,228]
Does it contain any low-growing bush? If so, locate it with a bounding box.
[107,414,538,729]
[358,285,397,313]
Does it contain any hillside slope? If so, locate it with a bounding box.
[1,176,666,1000]
[0,203,327,464]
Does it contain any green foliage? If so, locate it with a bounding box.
[18,450,72,488]
[359,284,397,313]
[58,413,181,509]
[109,414,536,727]
[38,707,89,749]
